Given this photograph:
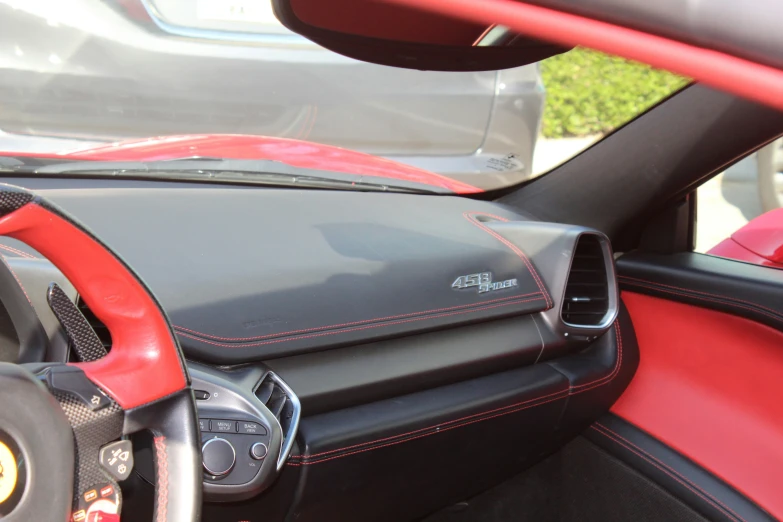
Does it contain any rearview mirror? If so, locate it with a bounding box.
[271,0,570,71]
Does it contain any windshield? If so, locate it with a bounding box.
[0,0,687,192]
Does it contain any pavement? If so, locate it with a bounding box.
[533,137,764,253]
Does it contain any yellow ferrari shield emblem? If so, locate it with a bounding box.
[0,441,18,504]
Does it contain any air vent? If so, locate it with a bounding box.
[561,235,609,326]
[76,296,112,350]
[254,372,300,470]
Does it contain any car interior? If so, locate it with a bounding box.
[0,0,782,522]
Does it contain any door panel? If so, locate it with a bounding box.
[587,415,774,522]
[614,252,783,520]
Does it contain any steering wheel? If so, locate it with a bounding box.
[0,185,201,522]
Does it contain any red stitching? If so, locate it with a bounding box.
[288,393,571,466]
[153,436,168,522]
[621,280,783,324]
[177,296,547,348]
[292,321,622,462]
[620,275,782,319]
[0,244,35,259]
[463,212,553,308]
[289,321,623,465]
[591,424,747,522]
[0,255,32,305]
[173,292,543,341]
[289,388,571,461]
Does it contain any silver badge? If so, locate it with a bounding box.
[452,272,518,294]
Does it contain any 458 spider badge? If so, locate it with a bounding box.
[452,272,518,293]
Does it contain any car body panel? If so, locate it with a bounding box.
[708,208,783,268]
[0,134,483,193]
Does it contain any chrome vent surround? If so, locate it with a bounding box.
[560,234,614,328]
[254,372,301,471]
[76,296,112,351]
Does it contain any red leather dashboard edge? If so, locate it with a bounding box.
[0,202,186,409]
[612,292,783,519]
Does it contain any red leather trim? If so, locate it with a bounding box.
[0,202,186,409]
[388,0,783,112]
[290,0,486,44]
[613,292,783,519]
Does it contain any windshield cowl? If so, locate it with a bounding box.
[0,134,482,194]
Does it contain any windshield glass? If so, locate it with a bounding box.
[0,0,687,192]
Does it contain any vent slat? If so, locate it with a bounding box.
[254,373,300,468]
[267,393,287,419]
[254,374,298,455]
[561,235,609,326]
[254,380,275,404]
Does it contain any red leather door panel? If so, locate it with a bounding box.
[612,291,783,519]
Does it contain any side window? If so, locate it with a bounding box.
[695,138,783,268]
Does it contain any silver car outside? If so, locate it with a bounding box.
[0,0,545,189]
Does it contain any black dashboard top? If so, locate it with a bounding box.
[0,178,614,364]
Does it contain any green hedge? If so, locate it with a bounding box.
[540,48,688,138]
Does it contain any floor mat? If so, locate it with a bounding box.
[422,436,707,522]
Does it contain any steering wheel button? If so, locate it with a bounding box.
[98,440,134,481]
[238,421,267,435]
[250,442,268,460]
[42,366,110,411]
[210,419,237,433]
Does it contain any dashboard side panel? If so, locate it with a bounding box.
[286,305,638,522]
[265,314,544,415]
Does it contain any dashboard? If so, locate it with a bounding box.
[0,178,637,522]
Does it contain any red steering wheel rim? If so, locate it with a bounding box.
[0,185,200,522]
[0,191,187,409]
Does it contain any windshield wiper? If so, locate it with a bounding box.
[0,158,445,194]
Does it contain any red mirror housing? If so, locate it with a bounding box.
[709,208,783,269]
